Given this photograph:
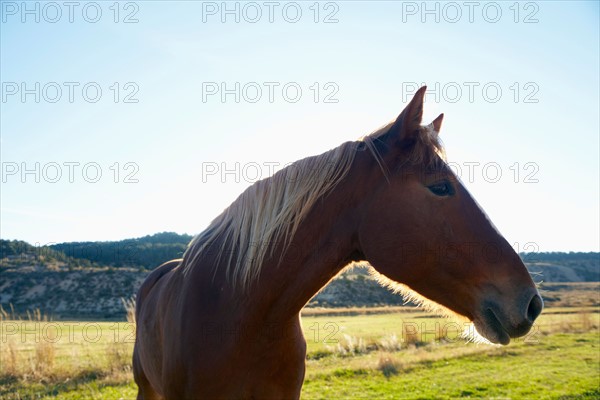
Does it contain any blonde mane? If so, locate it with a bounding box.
[181,121,444,289]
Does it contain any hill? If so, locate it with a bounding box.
[525,252,599,282]
[48,232,193,269]
[0,234,598,318]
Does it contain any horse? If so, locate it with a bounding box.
[133,86,543,399]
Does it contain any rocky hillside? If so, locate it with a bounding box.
[0,261,144,319]
[1,235,598,319]
[526,258,599,282]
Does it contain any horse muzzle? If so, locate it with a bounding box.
[473,288,543,345]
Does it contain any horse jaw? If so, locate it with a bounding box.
[368,266,510,345]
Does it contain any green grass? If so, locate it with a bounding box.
[302,332,600,399]
[1,309,598,399]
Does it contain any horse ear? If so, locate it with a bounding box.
[431,113,444,133]
[389,86,427,143]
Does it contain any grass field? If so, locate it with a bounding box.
[1,306,599,399]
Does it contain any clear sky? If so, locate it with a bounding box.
[1,1,598,252]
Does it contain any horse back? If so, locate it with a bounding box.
[135,259,181,318]
[133,259,182,399]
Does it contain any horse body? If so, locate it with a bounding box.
[135,267,307,398]
[134,87,543,399]
[134,156,371,399]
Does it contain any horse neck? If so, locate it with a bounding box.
[257,151,378,320]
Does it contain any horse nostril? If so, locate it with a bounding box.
[527,294,543,322]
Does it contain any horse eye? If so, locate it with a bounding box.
[427,181,454,197]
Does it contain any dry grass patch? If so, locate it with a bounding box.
[378,353,401,378]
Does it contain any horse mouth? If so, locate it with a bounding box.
[474,308,511,345]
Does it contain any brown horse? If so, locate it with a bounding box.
[133,86,543,399]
